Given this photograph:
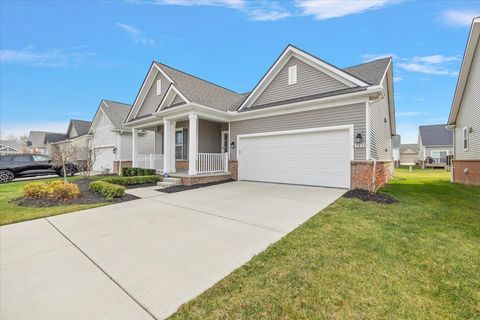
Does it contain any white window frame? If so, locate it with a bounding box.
[288,65,297,85]
[221,130,229,154]
[175,128,184,160]
[156,79,162,96]
[430,150,449,163]
[463,126,469,151]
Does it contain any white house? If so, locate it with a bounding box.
[89,99,155,173]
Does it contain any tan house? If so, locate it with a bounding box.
[399,144,419,165]
[123,45,396,189]
[51,119,92,165]
[448,17,480,186]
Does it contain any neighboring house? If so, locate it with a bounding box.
[0,140,22,155]
[124,45,396,189]
[418,124,453,167]
[27,131,65,154]
[89,99,155,173]
[400,144,419,165]
[51,119,92,163]
[448,17,480,186]
[392,135,401,166]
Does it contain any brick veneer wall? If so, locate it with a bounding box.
[176,160,189,171]
[228,160,238,180]
[113,160,132,175]
[180,174,232,186]
[452,160,480,186]
[351,160,394,191]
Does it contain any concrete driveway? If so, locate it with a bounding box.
[1,181,345,320]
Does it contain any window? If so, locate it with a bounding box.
[32,155,50,162]
[156,79,162,96]
[431,151,448,164]
[13,155,32,162]
[221,131,229,153]
[175,129,184,160]
[288,65,297,85]
[463,126,469,150]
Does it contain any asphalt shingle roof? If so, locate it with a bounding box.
[155,62,246,112]
[70,119,91,136]
[419,124,453,146]
[343,58,391,85]
[45,133,68,144]
[102,100,132,130]
[400,143,419,153]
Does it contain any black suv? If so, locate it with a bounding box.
[0,154,78,183]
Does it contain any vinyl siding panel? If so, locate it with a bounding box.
[251,57,349,108]
[198,120,221,153]
[369,77,393,160]
[231,102,366,160]
[136,72,171,117]
[171,94,186,106]
[454,39,480,159]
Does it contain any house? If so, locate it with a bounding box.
[392,135,401,166]
[27,131,66,154]
[51,119,92,164]
[89,99,155,173]
[418,124,453,167]
[399,144,419,165]
[0,140,22,155]
[448,17,480,186]
[123,45,396,189]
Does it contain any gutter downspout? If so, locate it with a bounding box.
[446,125,456,182]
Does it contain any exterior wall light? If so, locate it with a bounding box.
[230,141,235,149]
[355,133,363,144]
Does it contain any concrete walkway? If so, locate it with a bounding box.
[1,181,345,320]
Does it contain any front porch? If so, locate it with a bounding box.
[131,112,232,183]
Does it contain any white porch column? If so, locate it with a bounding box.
[163,120,172,174]
[132,128,138,167]
[188,113,198,175]
[170,120,176,173]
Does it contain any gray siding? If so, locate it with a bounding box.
[250,57,348,108]
[369,76,393,160]
[455,39,480,159]
[198,120,221,153]
[136,72,171,117]
[171,94,186,106]
[230,102,366,160]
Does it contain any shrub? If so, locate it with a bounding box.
[48,181,80,200]
[89,181,125,199]
[122,167,156,177]
[23,182,49,199]
[101,175,159,186]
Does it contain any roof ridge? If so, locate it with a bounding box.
[103,99,132,107]
[343,56,392,70]
[419,124,447,127]
[287,44,372,86]
[155,61,241,96]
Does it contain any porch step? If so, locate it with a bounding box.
[157,177,182,188]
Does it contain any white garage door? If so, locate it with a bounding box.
[237,127,353,188]
[93,146,114,172]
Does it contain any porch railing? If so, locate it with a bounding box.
[135,154,164,171]
[197,153,228,174]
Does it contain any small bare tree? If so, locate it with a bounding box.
[51,143,77,183]
[74,137,104,180]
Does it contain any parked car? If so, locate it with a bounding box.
[0,154,78,183]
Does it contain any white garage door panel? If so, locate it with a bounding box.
[93,147,113,172]
[238,129,351,188]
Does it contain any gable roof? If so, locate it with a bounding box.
[448,17,480,125]
[419,124,453,146]
[155,62,244,112]
[400,143,419,153]
[344,58,392,85]
[44,133,68,144]
[99,100,132,130]
[68,119,91,137]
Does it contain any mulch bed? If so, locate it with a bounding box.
[158,179,234,194]
[124,182,158,189]
[343,189,399,204]
[12,179,139,208]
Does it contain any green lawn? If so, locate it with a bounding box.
[0,176,108,226]
[171,167,480,319]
